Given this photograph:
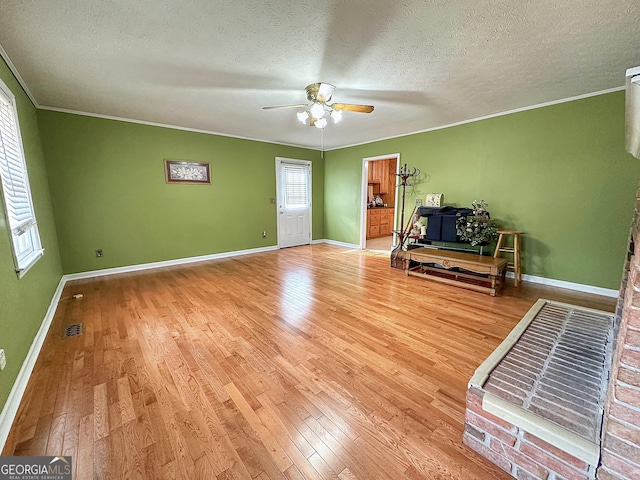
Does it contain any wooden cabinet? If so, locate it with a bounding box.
[380,208,391,236]
[368,159,395,200]
[367,207,394,239]
[368,160,383,184]
[367,208,380,238]
[379,162,389,193]
[368,159,390,189]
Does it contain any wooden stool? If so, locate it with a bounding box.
[493,230,524,287]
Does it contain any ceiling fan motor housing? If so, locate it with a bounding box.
[306,83,336,104]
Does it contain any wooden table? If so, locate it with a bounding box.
[406,248,509,296]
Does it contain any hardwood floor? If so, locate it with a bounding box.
[365,236,394,251]
[2,244,616,479]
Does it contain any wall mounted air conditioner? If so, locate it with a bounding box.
[626,66,640,159]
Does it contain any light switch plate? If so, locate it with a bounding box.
[415,199,423,206]
[0,349,6,370]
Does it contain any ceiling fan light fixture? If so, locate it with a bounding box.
[263,83,374,131]
[314,117,328,129]
[310,103,325,119]
[297,111,309,123]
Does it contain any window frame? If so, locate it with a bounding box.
[282,163,310,209]
[0,78,43,278]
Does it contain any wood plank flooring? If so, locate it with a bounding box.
[2,244,616,479]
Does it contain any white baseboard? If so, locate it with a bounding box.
[312,239,360,249]
[508,272,619,298]
[0,277,66,452]
[63,245,279,281]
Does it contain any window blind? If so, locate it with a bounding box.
[0,83,43,276]
[283,164,309,208]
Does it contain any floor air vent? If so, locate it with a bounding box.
[63,323,83,338]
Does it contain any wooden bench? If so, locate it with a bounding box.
[405,247,508,296]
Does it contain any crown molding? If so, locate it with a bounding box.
[38,105,319,151]
[328,86,626,151]
[0,43,39,107]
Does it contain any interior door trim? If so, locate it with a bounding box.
[360,153,400,249]
[275,157,313,249]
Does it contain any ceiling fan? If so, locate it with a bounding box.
[262,82,374,128]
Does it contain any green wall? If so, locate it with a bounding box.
[38,111,323,274]
[0,59,62,411]
[325,92,640,290]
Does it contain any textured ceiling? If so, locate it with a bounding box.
[1,0,639,150]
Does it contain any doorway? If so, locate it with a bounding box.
[276,158,312,248]
[360,154,400,251]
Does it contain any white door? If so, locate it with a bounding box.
[276,158,312,248]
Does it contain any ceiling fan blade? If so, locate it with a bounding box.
[331,103,374,113]
[262,104,309,110]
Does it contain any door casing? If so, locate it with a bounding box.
[359,153,401,249]
[276,157,312,248]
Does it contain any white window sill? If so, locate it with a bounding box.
[16,249,44,279]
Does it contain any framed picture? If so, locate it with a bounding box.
[164,160,211,184]
[425,193,443,207]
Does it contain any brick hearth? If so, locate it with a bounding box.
[464,300,615,480]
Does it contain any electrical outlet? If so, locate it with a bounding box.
[415,199,423,206]
[0,349,6,371]
[95,249,103,257]
[262,231,267,238]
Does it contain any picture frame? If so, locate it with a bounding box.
[164,159,211,184]
[425,193,443,207]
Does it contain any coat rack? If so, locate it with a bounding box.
[395,163,421,249]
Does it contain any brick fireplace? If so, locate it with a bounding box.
[464,300,614,479]
[464,183,640,480]
[597,183,640,479]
